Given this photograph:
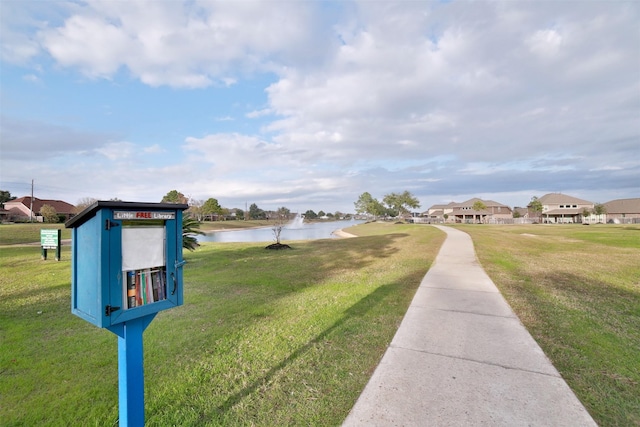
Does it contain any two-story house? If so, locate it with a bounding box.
[533,193,594,224]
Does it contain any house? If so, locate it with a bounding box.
[603,198,640,224]
[0,208,11,222]
[3,196,76,222]
[513,207,531,218]
[534,193,594,224]
[420,202,456,222]
[421,198,513,224]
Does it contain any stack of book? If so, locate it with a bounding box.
[125,267,167,309]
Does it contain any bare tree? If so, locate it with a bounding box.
[272,207,290,244]
[75,197,97,213]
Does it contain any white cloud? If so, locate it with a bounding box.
[34,1,333,88]
[143,144,165,154]
[95,141,135,160]
[1,1,638,213]
[246,108,272,118]
[22,74,41,84]
[527,29,563,58]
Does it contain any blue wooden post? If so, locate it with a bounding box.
[110,314,156,427]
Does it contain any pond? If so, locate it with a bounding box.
[197,219,364,243]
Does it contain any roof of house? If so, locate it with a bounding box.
[458,198,509,208]
[538,193,593,206]
[603,198,640,214]
[6,196,76,214]
[513,207,530,216]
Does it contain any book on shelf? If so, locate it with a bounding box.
[135,270,142,306]
[124,267,168,309]
[127,271,137,308]
[151,270,160,302]
[158,268,166,301]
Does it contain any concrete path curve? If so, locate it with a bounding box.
[343,225,596,426]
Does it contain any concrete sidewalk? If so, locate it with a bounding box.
[343,225,596,426]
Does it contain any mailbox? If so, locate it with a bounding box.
[66,201,189,329]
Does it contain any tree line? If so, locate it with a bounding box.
[353,191,420,219]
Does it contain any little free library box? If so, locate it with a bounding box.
[66,201,189,329]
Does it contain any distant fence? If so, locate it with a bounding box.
[411,217,639,225]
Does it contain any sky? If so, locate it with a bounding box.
[1,1,639,214]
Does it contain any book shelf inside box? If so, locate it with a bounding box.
[124,266,168,309]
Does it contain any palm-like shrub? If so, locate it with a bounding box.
[182,214,204,251]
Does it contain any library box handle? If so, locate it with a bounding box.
[171,272,177,295]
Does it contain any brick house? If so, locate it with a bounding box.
[603,198,640,224]
[3,196,76,222]
[421,198,513,224]
[534,193,594,224]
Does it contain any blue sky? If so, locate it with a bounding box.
[1,1,638,214]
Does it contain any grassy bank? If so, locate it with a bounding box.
[0,222,444,426]
[0,223,71,245]
[457,224,640,426]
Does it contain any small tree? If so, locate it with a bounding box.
[162,190,188,204]
[383,191,421,217]
[249,203,265,219]
[188,199,205,222]
[272,207,290,245]
[0,190,16,208]
[472,200,487,223]
[202,198,222,221]
[354,192,375,217]
[529,196,543,223]
[304,209,317,219]
[40,204,59,223]
[593,203,607,222]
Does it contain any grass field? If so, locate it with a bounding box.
[0,223,71,246]
[0,222,444,426]
[1,222,638,426]
[456,224,640,426]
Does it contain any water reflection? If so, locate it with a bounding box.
[197,219,363,243]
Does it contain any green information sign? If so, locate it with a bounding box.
[41,229,60,248]
[40,229,61,261]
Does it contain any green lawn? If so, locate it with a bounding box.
[2,222,638,426]
[456,224,640,426]
[0,223,71,246]
[0,222,444,426]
